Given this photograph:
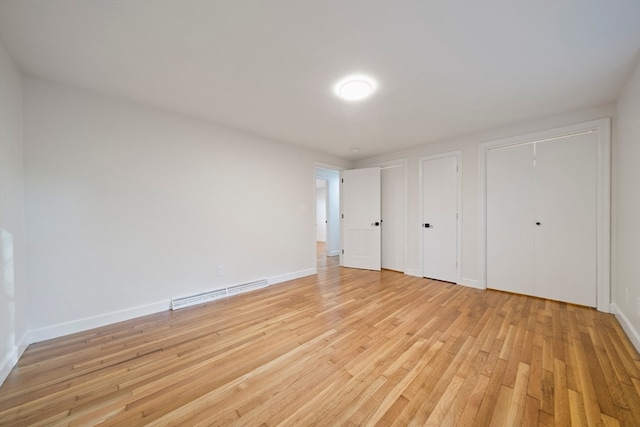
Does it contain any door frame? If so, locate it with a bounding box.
[479,118,611,312]
[419,150,462,283]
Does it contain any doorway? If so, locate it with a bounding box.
[315,166,340,271]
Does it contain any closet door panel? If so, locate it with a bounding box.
[486,144,535,295]
[534,133,598,306]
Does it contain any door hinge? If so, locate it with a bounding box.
[341,214,344,219]
[342,249,344,254]
[456,164,459,172]
[341,178,344,183]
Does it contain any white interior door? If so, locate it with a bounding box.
[422,155,458,282]
[486,144,535,295]
[341,167,381,271]
[534,133,598,306]
[381,165,404,272]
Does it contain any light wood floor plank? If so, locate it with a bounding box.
[2,248,640,426]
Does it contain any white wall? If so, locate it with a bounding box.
[24,77,350,341]
[0,42,28,384]
[355,103,616,285]
[611,56,640,350]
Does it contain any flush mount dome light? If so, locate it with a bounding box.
[334,75,377,101]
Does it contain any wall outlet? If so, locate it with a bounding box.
[217,265,224,276]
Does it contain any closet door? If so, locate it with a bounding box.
[486,144,535,295]
[534,133,598,306]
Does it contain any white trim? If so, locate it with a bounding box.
[368,158,409,273]
[405,268,422,278]
[0,332,29,386]
[595,119,611,313]
[419,150,463,283]
[610,303,640,353]
[27,267,318,344]
[315,162,344,178]
[267,267,316,285]
[478,118,611,312]
[28,299,171,344]
[458,278,482,289]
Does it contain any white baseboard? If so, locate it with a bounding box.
[405,268,421,278]
[0,332,29,386]
[268,268,316,285]
[458,277,483,290]
[28,299,170,344]
[27,268,318,344]
[610,303,640,354]
[327,250,340,257]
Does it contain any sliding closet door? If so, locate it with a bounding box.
[486,144,535,295]
[534,133,598,306]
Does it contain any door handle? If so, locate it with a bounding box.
[371,222,380,226]
[535,222,541,226]
[424,223,431,228]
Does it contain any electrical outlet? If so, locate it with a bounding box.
[217,265,224,276]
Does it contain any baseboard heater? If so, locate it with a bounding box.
[170,279,268,310]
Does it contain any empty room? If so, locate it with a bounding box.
[1,0,640,425]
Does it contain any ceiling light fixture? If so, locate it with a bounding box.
[334,74,377,101]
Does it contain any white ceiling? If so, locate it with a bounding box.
[1,1,639,160]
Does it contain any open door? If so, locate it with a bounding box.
[341,167,381,271]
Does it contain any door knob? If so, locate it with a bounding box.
[371,222,380,226]
[424,223,431,228]
[535,222,541,226]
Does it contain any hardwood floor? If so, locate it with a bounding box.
[317,241,339,272]
[2,258,640,426]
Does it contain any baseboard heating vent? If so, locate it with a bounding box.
[171,279,268,310]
